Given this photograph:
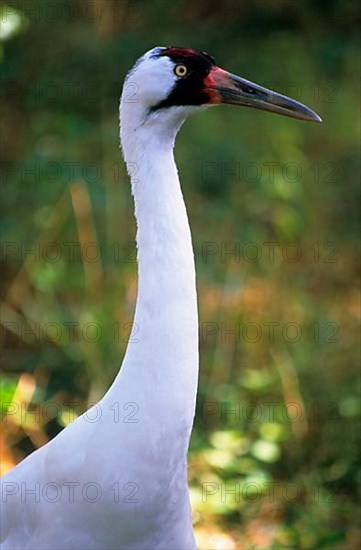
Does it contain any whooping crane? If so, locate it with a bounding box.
[0,47,321,550]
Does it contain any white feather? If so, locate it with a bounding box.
[0,47,208,549]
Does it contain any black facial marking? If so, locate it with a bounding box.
[150,47,216,111]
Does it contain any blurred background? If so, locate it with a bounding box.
[1,1,360,548]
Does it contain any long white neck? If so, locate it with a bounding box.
[116,101,199,437]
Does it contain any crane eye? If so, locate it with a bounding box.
[174,64,188,77]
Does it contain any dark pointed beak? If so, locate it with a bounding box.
[204,67,322,123]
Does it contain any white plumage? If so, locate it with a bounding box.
[1,47,321,550]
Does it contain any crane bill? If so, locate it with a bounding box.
[204,67,322,122]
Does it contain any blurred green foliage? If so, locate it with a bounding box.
[1,1,360,548]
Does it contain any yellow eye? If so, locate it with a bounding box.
[174,64,188,77]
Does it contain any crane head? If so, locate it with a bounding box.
[121,46,321,123]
